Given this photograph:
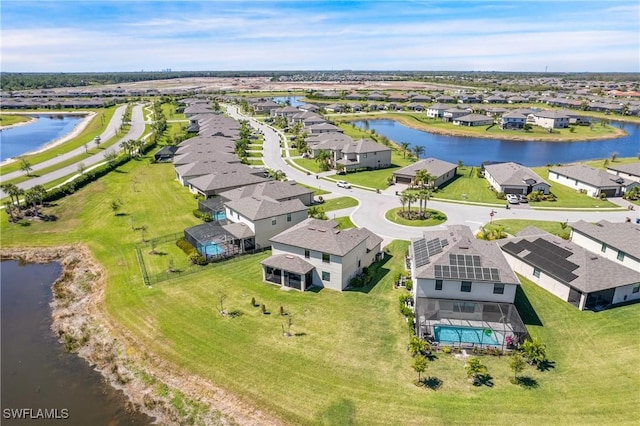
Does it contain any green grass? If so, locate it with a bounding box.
[530,168,619,208]
[2,152,639,425]
[319,196,359,212]
[433,167,502,204]
[296,183,330,196]
[325,152,415,190]
[384,207,447,227]
[246,151,263,158]
[245,158,265,166]
[334,216,355,229]
[0,114,31,126]
[0,107,118,175]
[291,158,324,174]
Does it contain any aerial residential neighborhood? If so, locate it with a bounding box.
[1,1,639,425]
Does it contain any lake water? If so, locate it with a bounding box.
[272,96,305,107]
[1,260,152,425]
[353,119,640,166]
[0,114,85,161]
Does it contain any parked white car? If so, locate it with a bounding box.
[337,180,352,189]
[506,194,520,204]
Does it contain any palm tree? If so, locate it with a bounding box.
[1,183,21,207]
[4,201,17,222]
[418,188,432,215]
[315,149,332,171]
[400,141,411,158]
[20,158,33,176]
[399,192,409,212]
[412,145,425,160]
[406,193,417,215]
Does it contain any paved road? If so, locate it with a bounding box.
[1,104,147,195]
[227,105,637,245]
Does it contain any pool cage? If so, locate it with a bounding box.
[198,198,227,223]
[184,223,254,262]
[415,298,528,350]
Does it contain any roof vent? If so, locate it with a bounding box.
[590,256,598,260]
[334,230,341,234]
[286,255,294,259]
[317,229,326,232]
[308,227,316,231]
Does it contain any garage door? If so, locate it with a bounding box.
[395,175,412,184]
[601,188,617,197]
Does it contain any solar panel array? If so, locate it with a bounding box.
[434,264,501,282]
[413,238,447,268]
[502,238,579,283]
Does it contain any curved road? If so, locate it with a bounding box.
[227,105,636,244]
[1,104,147,195]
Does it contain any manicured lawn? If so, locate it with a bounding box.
[296,182,330,196]
[486,219,571,239]
[325,151,415,190]
[334,216,355,229]
[2,153,639,425]
[433,167,502,204]
[584,156,640,170]
[384,207,447,227]
[246,151,263,158]
[245,158,265,166]
[319,196,359,212]
[531,168,619,208]
[291,158,324,174]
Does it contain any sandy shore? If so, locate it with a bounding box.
[0,245,282,426]
[0,111,95,166]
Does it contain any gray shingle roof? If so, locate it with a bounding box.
[393,158,457,179]
[454,113,493,123]
[222,222,255,239]
[339,139,391,154]
[410,225,519,284]
[188,170,268,192]
[225,197,307,221]
[484,162,549,187]
[218,181,313,203]
[270,218,379,257]
[550,164,632,188]
[260,254,315,275]
[500,228,640,292]
[570,220,640,261]
[606,162,640,178]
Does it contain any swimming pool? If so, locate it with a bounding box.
[203,242,225,256]
[213,212,226,221]
[434,325,500,346]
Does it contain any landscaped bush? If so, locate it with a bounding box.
[176,237,197,256]
[192,209,212,222]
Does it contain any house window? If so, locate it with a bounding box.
[632,284,640,294]
[617,251,625,261]
[533,267,541,278]
[358,259,361,268]
[435,280,443,291]
[363,153,367,158]
[304,249,310,259]
[493,283,505,294]
[601,243,607,253]
[461,281,472,292]
[322,252,330,263]
[322,271,330,281]
[287,213,292,222]
[271,218,277,225]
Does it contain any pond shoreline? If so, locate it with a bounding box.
[0,245,282,426]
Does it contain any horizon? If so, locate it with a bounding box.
[1,0,639,73]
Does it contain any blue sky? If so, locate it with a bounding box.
[1,0,638,72]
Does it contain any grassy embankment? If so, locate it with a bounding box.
[2,152,639,424]
[0,114,32,127]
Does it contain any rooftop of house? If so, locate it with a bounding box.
[225,196,307,221]
[188,169,268,192]
[606,162,640,177]
[260,254,315,275]
[269,218,381,257]
[570,220,640,260]
[340,139,391,154]
[549,164,634,188]
[454,113,493,122]
[218,180,313,203]
[410,225,519,284]
[393,158,458,178]
[484,162,549,187]
[500,226,640,292]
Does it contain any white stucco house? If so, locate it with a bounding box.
[261,218,383,291]
[484,162,551,195]
[500,226,640,310]
[569,220,640,273]
[548,164,639,198]
[606,162,640,183]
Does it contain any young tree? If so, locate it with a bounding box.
[400,141,411,158]
[104,149,118,166]
[465,357,488,383]
[20,158,33,176]
[110,200,122,216]
[509,352,526,381]
[412,355,428,383]
[521,337,547,366]
[77,162,87,175]
[315,149,332,171]
[408,335,428,357]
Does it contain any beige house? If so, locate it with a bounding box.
[484,162,550,195]
[392,158,458,187]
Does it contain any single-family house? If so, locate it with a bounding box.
[452,114,494,127]
[271,106,301,118]
[484,162,551,195]
[500,226,640,310]
[426,103,452,118]
[153,145,179,162]
[500,112,527,130]
[443,108,469,122]
[529,110,570,129]
[224,196,309,249]
[410,225,527,347]
[184,221,257,261]
[393,158,458,187]
[548,164,639,198]
[606,162,640,183]
[261,218,383,291]
[218,180,314,206]
[306,122,343,134]
[253,100,281,114]
[569,220,640,273]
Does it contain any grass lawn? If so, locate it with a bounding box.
[433,166,501,204]
[291,158,324,174]
[325,151,415,190]
[318,196,359,212]
[246,151,263,158]
[334,216,355,229]
[384,207,447,227]
[530,168,619,208]
[0,114,31,126]
[2,154,639,425]
[245,158,265,166]
[0,107,118,175]
[296,182,330,196]
[583,156,640,169]
[486,219,571,239]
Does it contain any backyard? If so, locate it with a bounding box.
[1,153,639,424]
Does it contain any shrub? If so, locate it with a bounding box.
[189,254,206,265]
[176,237,197,256]
[405,280,413,291]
